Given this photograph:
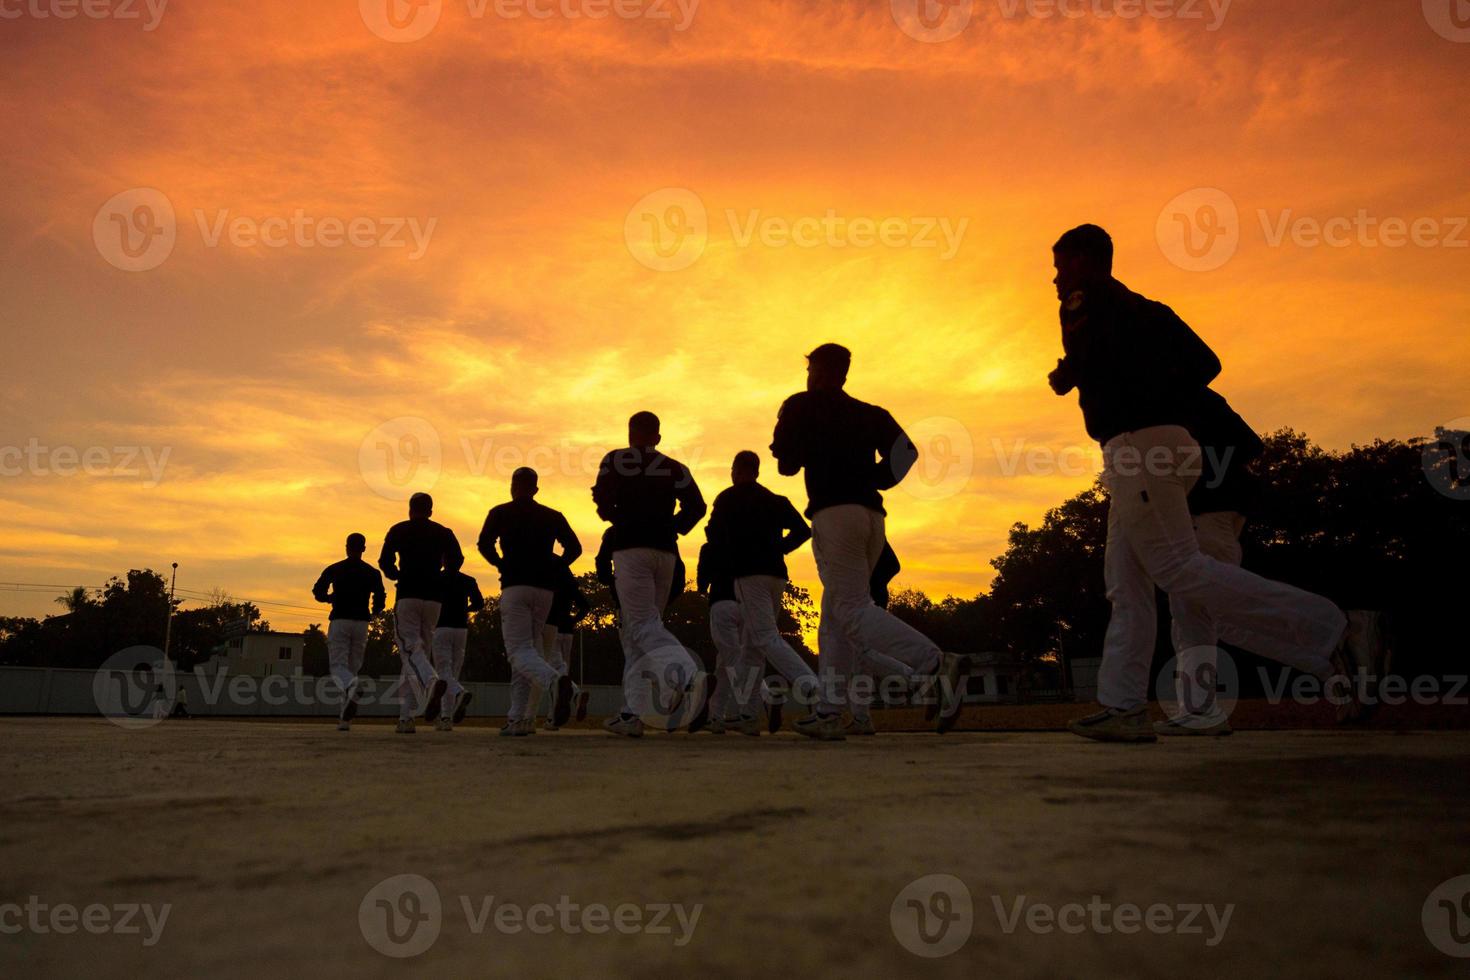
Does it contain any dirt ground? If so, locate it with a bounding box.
[1,718,1468,978]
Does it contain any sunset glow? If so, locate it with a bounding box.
[2,0,1466,629]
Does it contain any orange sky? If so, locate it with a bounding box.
[1,0,1466,631]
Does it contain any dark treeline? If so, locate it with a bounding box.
[2,429,1465,690]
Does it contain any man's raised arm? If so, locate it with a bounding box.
[672,463,707,537]
[872,409,919,491]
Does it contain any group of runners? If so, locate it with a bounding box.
[310,224,1384,743]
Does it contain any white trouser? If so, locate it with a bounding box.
[502,586,558,723]
[614,548,701,721]
[540,626,574,675]
[394,599,441,720]
[811,505,942,715]
[735,575,818,705]
[431,627,469,717]
[327,619,369,700]
[1166,511,1245,722]
[533,628,578,721]
[709,599,767,719]
[1098,426,1346,711]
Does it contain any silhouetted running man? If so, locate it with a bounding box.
[379,493,463,734]
[538,565,591,730]
[705,451,817,727]
[433,569,484,731]
[771,344,967,740]
[478,467,581,736]
[1047,224,1378,743]
[312,532,387,731]
[592,411,710,737]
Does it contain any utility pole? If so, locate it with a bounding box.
[162,563,178,664]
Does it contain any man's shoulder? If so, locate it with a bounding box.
[778,390,815,415]
[1110,280,1179,321]
[533,500,568,522]
[655,451,693,477]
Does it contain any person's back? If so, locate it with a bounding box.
[315,556,385,622]
[593,446,704,552]
[771,388,910,518]
[708,480,807,580]
[437,571,484,630]
[380,516,463,600]
[1056,277,1221,446]
[478,497,579,590]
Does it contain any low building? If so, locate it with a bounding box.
[201,631,304,677]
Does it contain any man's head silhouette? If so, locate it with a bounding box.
[629,411,661,451]
[732,450,760,485]
[511,466,539,501]
[408,492,433,519]
[1052,223,1113,300]
[805,343,851,392]
[345,533,367,558]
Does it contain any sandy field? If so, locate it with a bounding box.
[1,718,1468,978]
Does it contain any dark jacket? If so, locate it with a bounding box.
[770,389,918,518]
[436,571,485,630]
[1053,278,1222,446]
[697,541,736,605]
[378,519,464,602]
[477,498,582,591]
[312,558,386,622]
[705,482,811,580]
[592,447,706,553]
[1187,389,1264,517]
[548,564,591,633]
